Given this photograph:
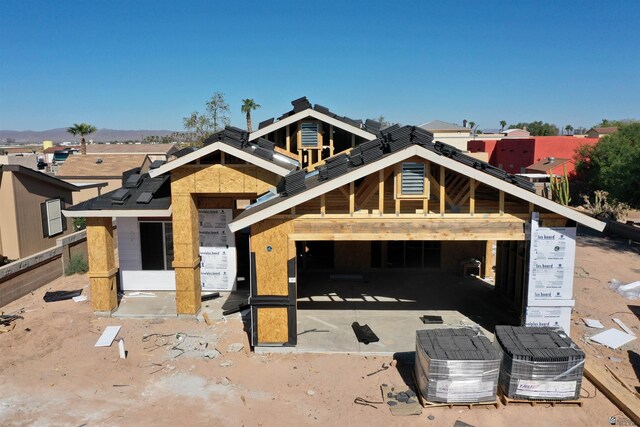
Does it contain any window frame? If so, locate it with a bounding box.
[138,220,174,271]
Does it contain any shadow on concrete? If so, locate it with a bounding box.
[297,271,520,334]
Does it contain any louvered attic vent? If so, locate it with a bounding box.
[401,162,425,195]
[300,123,319,148]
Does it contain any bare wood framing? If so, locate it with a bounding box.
[329,124,334,157]
[286,124,290,152]
[378,169,384,215]
[349,182,355,215]
[320,194,326,216]
[499,191,505,215]
[439,166,445,215]
[469,178,476,215]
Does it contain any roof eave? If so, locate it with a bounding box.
[62,206,172,218]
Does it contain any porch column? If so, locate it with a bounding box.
[86,217,118,313]
[172,193,201,315]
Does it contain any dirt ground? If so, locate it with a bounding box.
[1,227,639,426]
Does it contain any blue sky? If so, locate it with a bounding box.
[1,0,638,131]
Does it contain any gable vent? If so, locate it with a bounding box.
[401,162,425,195]
[300,123,319,148]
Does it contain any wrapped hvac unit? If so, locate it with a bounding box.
[494,326,584,401]
[414,329,502,403]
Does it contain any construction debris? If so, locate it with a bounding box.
[380,384,422,416]
[95,326,122,347]
[227,343,244,353]
[351,322,379,345]
[590,328,637,349]
[43,289,82,302]
[582,318,604,329]
[612,318,635,336]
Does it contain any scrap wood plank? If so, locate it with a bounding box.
[203,313,212,326]
[584,359,640,426]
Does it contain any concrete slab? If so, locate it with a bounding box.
[294,271,519,355]
[113,292,177,318]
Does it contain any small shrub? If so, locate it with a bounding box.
[73,217,86,231]
[66,253,89,275]
[582,190,631,221]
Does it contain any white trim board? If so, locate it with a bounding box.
[62,207,172,218]
[148,141,293,179]
[249,108,377,141]
[229,145,606,233]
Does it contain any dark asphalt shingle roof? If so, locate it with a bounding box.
[257,96,382,134]
[235,125,535,223]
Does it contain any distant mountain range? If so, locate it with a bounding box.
[0,128,178,144]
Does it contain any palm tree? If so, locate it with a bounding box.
[241,99,261,133]
[500,120,507,132]
[468,121,476,130]
[565,125,574,135]
[67,123,97,155]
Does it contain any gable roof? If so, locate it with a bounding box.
[588,127,618,135]
[56,154,149,179]
[0,164,79,192]
[62,172,171,217]
[526,157,570,173]
[249,97,378,141]
[229,126,605,233]
[419,120,470,132]
[148,127,299,178]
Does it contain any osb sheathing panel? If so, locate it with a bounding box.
[171,166,196,194]
[335,241,371,270]
[86,218,115,273]
[242,166,257,192]
[197,197,234,209]
[220,166,246,193]
[251,219,293,296]
[175,267,201,314]
[256,168,278,194]
[257,307,288,344]
[194,166,220,193]
[91,276,117,311]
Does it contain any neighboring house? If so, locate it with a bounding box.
[43,146,80,165]
[467,136,598,175]
[0,153,38,170]
[0,165,78,260]
[419,120,472,150]
[65,100,604,350]
[586,127,618,138]
[85,143,178,163]
[56,154,150,203]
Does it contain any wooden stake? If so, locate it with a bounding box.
[439,166,445,215]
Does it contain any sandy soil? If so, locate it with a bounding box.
[0,230,639,427]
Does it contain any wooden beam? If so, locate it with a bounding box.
[378,169,384,215]
[349,181,355,215]
[499,190,505,215]
[584,359,640,427]
[439,166,445,215]
[320,194,326,216]
[338,185,350,200]
[291,218,526,241]
[395,197,400,215]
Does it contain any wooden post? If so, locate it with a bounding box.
[484,240,494,278]
[499,191,505,216]
[439,166,445,215]
[529,202,534,213]
[378,169,384,215]
[329,125,334,156]
[286,125,290,152]
[86,217,117,312]
[424,161,430,215]
[349,181,355,215]
[172,193,201,315]
[470,178,475,216]
[320,194,326,216]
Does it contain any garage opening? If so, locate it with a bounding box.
[295,240,521,353]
